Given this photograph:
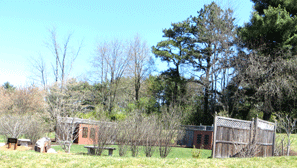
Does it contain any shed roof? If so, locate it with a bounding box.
[57,117,115,125]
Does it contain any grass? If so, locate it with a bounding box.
[0,135,4,143]
[275,133,297,152]
[0,150,296,167]
[0,133,297,167]
[51,144,212,158]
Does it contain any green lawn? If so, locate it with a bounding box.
[1,133,297,167]
[51,144,212,158]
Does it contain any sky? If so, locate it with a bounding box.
[0,0,254,87]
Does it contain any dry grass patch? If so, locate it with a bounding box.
[0,145,33,151]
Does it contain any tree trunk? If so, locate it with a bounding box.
[287,135,291,156]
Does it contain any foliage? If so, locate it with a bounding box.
[238,0,297,120]
[152,20,191,108]
[0,85,45,116]
[251,0,297,16]
[191,145,202,158]
[2,82,15,91]
[187,2,237,124]
[239,5,297,55]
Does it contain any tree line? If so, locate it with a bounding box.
[1,0,297,133]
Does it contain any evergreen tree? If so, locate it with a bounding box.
[251,0,297,15]
[152,20,192,106]
[238,1,297,120]
[188,2,237,124]
[2,82,15,91]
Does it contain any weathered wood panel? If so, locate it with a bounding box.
[212,116,276,158]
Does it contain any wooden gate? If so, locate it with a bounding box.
[212,116,276,158]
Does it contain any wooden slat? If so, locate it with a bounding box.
[216,140,249,145]
[212,116,276,158]
[212,115,217,158]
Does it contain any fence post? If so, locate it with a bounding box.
[254,117,258,143]
[272,120,277,156]
[212,113,217,158]
[250,118,254,144]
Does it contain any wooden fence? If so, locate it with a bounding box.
[212,116,276,158]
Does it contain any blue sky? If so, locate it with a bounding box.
[0,0,254,87]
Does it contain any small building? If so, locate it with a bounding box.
[179,125,213,150]
[56,117,116,145]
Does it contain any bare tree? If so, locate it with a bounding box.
[0,86,48,143]
[127,113,145,157]
[0,115,30,139]
[158,106,183,158]
[142,115,158,157]
[127,34,153,103]
[0,114,48,144]
[276,113,297,156]
[46,27,82,85]
[25,116,49,144]
[92,120,117,156]
[116,113,160,157]
[116,119,131,156]
[29,55,48,89]
[92,39,129,113]
[55,117,80,153]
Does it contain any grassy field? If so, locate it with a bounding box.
[0,150,296,167]
[0,134,297,167]
[51,145,212,159]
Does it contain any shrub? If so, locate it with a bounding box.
[192,145,202,158]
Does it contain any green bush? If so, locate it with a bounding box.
[192,145,202,158]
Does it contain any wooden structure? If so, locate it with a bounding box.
[193,130,213,150]
[84,146,116,156]
[57,117,116,145]
[179,125,213,149]
[18,139,31,147]
[212,116,277,158]
[7,138,17,150]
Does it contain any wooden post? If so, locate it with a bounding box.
[14,143,17,150]
[212,113,217,158]
[254,117,258,143]
[272,121,277,156]
[254,117,259,156]
[250,118,254,143]
[8,143,11,149]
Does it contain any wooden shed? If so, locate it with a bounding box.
[56,117,115,145]
[179,125,213,149]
